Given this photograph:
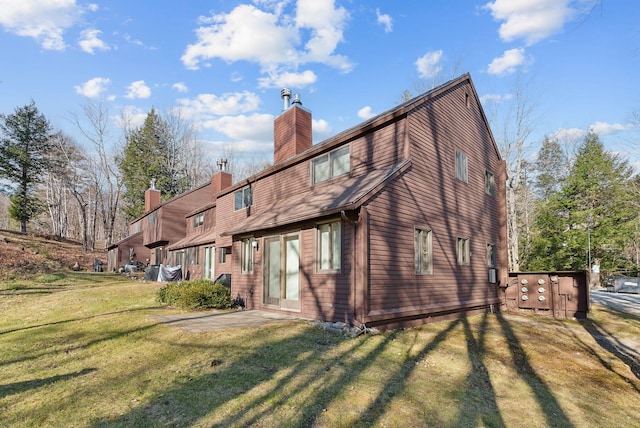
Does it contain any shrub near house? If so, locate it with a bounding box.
[157,280,232,310]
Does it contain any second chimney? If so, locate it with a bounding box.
[273,88,312,164]
[144,179,161,212]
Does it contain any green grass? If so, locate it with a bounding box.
[1,274,639,427]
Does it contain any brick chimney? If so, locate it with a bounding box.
[144,179,161,212]
[212,159,232,198]
[274,89,312,164]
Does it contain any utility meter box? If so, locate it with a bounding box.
[504,271,589,319]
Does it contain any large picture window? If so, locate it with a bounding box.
[414,227,432,274]
[311,146,350,185]
[234,187,252,210]
[455,150,468,183]
[317,221,341,272]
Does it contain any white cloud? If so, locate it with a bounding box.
[257,69,317,89]
[376,8,392,33]
[589,121,634,136]
[312,118,332,137]
[74,77,111,98]
[553,127,585,143]
[484,0,576,45]
[357,106,376,120]
[0,0,82,50]
[182,4,296,69]
[203,113,274,143]
[479,93,514,104]
[181,0,353,76]
[172,82,188,93]
[415,50,443,80]
[78,28,109,54]
[125,80,151,99]
[87,4,98,12]
[177,91,261,119]
[116,106,147,129]
[487,48,528,76]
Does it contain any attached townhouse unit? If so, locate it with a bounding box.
[109,73,508,329]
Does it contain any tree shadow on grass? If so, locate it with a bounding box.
[455,314,506,427]
[90,325,351,427]
[496,313,574,428]
[579,308,640,381]
[89,319,467,427]
[0,368,97,399]
[353,318,462,426]
[0,306,158,336]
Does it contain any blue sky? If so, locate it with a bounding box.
[0,0,638,170]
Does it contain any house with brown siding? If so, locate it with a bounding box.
[111,73,507,329]
[107,181,214,272]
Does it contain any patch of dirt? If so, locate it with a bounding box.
[0,229,99,279]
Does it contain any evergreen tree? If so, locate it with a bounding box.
[117,109,191,220]
[0,101,55,232]
[533,135,567,201]
[527,132,636,272]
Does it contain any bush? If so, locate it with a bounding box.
[157,279,233,310]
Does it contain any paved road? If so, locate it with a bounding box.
[591,288,640,317]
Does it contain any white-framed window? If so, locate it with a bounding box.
[186,247,199,265]
[218,247,229,264]
[241,237,254,273]
[317,221,341,272]
[487,243,496,268]
[311,145,350,185]
[414,227,432,274]
[457,237,470,265]
[455,150,468,183]
[234,187,252,210]
[485,171,495,196]
[193,213,204,228]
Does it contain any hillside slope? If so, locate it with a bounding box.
[0,230,99,280]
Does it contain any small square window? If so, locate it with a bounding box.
[457,237,470,265]
[193,213,204,228]
[234,187,252,210]
[311,145,350,185]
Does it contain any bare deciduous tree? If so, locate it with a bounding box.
[485,74,540,272]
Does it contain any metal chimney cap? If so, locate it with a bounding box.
[292,93,302,105]
[280,88,292,99]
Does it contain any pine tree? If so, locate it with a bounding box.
[0,101,55,232]
[117,109,191,220]
[527,132,636,272]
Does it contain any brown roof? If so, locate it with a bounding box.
[107,231,143,250]
[221,160,412,236]
[167,229,217,250]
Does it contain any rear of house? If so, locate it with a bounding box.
[212,74,507,328]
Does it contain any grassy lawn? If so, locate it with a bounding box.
[1,273,639,427]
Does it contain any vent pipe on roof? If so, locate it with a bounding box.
[292,93,302,106]
[281,88,292,110]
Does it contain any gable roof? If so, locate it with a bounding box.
[218,73,500,199]
[221,159,412,236]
